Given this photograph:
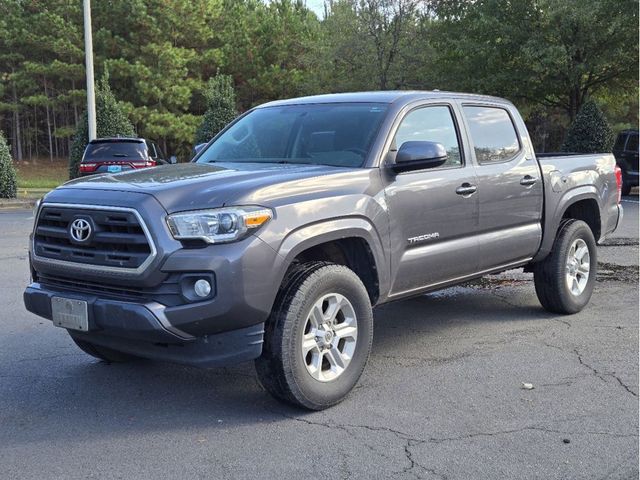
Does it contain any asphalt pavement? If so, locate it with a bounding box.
[0,198,638,479]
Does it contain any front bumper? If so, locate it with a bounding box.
[24,283,265,367]
[25,190,286,367]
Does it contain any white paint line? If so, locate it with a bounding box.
[621,199,639,204]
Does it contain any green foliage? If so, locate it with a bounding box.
[194,75,237,144]
[561,100,615,153]
[0,131,17,198]
[432,0,638,120]
[68,73,135,179]
[0,0,638,160]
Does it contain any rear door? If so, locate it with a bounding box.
[623,132,639,174]
[459,103,543,270]
[384,102,480,297]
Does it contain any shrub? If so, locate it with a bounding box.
[68,72,135,179]
[0,131,17,199]
[562,100,615,153]
[194,75,237,145]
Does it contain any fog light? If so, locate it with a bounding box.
[194,279,212,297]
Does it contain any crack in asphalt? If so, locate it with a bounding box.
[613,375,638,397]
[267,407,637,477]
[402,439,447,479]
[573,348,638,396]
[542,341,638,397]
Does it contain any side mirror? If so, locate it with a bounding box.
[392,141,448,173]
[169,155,178,164]
[193,143,206,156]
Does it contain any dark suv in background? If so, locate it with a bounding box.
[613,129,639,195]
[79,137,173,176]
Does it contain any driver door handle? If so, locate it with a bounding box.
[456,183,477,196]
[520,175,538,186]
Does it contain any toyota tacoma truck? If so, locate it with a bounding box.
[24,91,624,410]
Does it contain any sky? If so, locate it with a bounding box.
[305,0,326,17]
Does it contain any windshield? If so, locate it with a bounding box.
[195,103,389,168]
[83,141,147,161]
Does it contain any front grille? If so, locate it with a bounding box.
[33,205,153,270]
[36,272,185,307]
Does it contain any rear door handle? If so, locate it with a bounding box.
[520,175,538,186]
[456,183,477,196]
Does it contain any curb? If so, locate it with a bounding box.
[0,199,37,210]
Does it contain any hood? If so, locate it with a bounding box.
[59,162,357,213]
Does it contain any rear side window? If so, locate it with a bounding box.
[83,142,147,161]
[625,134,638,152]
[463,106,520,164]
[393,105,462,167]
[614,134,627,151]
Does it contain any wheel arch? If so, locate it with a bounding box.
[271,218,389,306]
[533,187,603,263]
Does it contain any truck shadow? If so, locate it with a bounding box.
[5,284,557,445]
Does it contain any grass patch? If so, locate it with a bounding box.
[14,158,68,189]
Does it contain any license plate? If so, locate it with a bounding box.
[51,297,89,331]
[107,165,122,173]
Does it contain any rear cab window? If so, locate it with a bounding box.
[463,106,521,164]
[83,141,147,162]
[625,134,638,152]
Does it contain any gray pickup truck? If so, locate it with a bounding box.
[24,91,623,409]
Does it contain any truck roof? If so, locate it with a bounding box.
[89,137,146,144]
[259,90,513,108]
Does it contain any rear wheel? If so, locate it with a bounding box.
[69,334,138,363]
[533,219,597,314]
[255,262,373,410]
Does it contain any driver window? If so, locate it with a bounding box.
[394,106,462,167]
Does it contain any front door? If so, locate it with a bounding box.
[384,103,480,297]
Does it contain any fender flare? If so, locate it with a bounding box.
[271,216,389,301]
[533,186,602,262]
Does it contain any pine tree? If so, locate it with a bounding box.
[562,100,615,153]
[68,72,135,179]
[0,131,17,199]
[194,75,237,145]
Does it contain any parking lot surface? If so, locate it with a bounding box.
[0,198,637,479]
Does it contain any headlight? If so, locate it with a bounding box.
[32,198,42,229]
[166,206,273,244]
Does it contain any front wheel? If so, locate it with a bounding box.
[533,219,597,314]
[255,262,373,410]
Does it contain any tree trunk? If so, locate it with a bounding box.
[568,86,581,121]
[11,74,23,161]
[72,79,79,125]
[44,78,54,161]
[34,105,39,158]
[52,104,59,158]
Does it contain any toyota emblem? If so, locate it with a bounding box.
[70,218,92,243]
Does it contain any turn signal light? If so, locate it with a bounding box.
[614,165,622,204]
[79,163,97,173]
[131,160,157,169]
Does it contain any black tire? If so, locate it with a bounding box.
[621,181,632,197]
[533,219,597,314]
[69,334,138,363]
[255,262,373,410]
